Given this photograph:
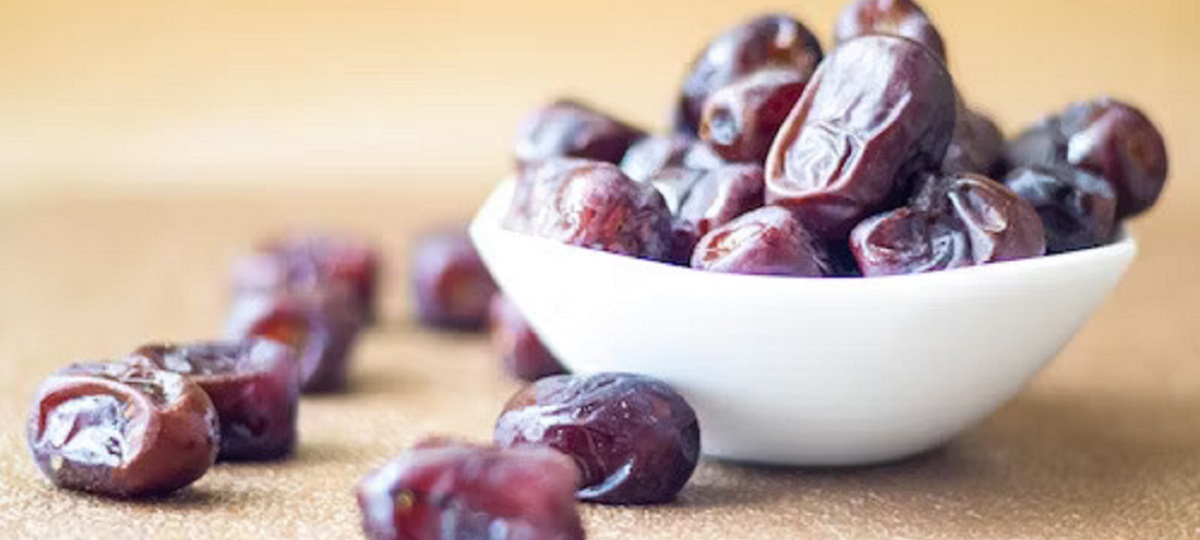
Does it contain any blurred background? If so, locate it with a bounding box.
[0,0,1196,209]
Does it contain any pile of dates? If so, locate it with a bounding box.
[410,230,568,382]
[357,372,701,539]
[506,1,1169,278]
[26,233,382,498]
[379,4,1172,537]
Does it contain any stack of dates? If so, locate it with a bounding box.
[507,1,1169,279]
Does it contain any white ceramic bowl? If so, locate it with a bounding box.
[470,179,1137,466]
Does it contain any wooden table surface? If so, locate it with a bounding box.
[0,182,1197,539]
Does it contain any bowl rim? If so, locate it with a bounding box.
[471,178,1138,287]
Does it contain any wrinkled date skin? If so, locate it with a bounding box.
[619,136,731,183]
[514,99,647,171]
[765,35,957,241]
[943,107,1007,178]
[410,231,498,331]
[504,159,675,262]
[27,362,219,497]
[834,0,947,60]
[675,14,823,135]
[132,339,300,461]
[231,233,380,326]
[646,165,766,262]
[494,373,701,505]
[489,295,566,382]
[692,206,828,277]
[356,439,584,540]
[1007,97,1169,218]
[224,289,363,393]
[619,134,696,182]
[700,69,808,164]
[1005,165,1117,253]
[850,173,1046,276]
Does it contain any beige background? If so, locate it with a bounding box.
[0,0,1197,203]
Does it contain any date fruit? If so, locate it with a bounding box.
[646,164,766,263]
[357,439,584,540]
[132,339,300,461]
[692,206,828,277]
[834,0,947,60]
[619,134,696,182]
[1007,98,1169,218]
[224,289,362,393]
[489,295,566,382]
[943,107,1006,178]
[700,69,807,164]
[1004,165,1117,253]
[231,233,380,326]
[494,373,701,505]
[515,99,646,170]
[850,173,1046,276]
[504,159,674,262]
[27,361,219,497]
[410,231,498,331]
[766,35,957,241]
[675,14,822,135]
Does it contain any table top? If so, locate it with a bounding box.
[0,184,1197,539]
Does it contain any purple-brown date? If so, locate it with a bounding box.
[850,173,1046,276]
[27,361,219,497]
[943,107,1007,178]
[834,0,946,60]
[700,68,807,164]
[1007,97,1169,218]
[619,134,695,182]
[691,206,828,277]
[646,165,765,263]
[675,14,823,135]
[1005,165,1117,254]
[231,233,380,326]
[668,163,767,237]
[494,373,700,505]
[514,99,647,171]
[619,136,732,183]
[410,231,498,331]
[132,339,300,461]
[505,159,675,262]
[489,295,566,383]
[766,35,957,241]
[357,438,583,540]
[224,289,363,393]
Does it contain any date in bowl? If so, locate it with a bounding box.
[470,179,1136,466]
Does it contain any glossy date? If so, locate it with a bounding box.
[27,361,219,497]
[850,173,1046,276]
[505,159,675,262]
[834,0,946,60]
[495,373,700,505]
[765,35,957,241]
[1005,165,1117,253]
[1007,97,1168,218]
[132,339,300,461]
[515,99,646,171]
[675,14,822,135]
[357,439,583,540]
[700,69,807,164]
[691,206,828,277]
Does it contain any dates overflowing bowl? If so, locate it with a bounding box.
[471,179,1135,465]
[472,1,1166,465]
